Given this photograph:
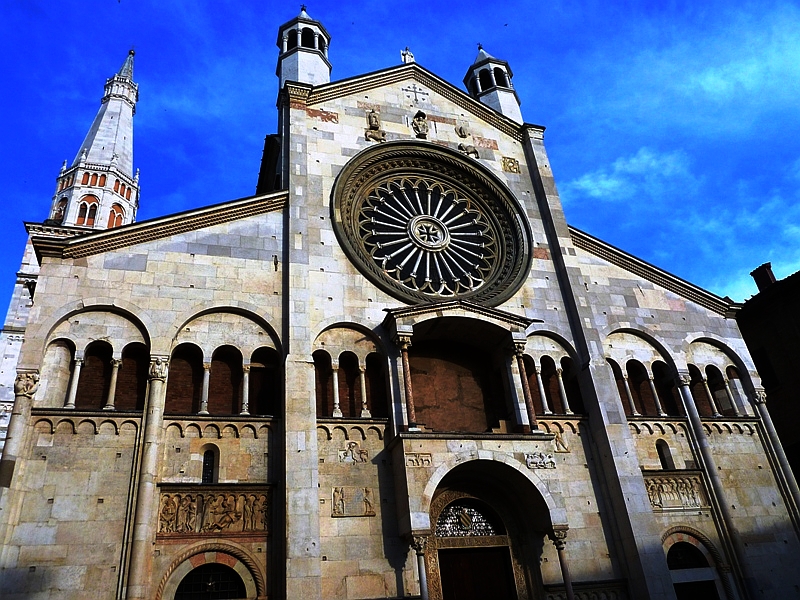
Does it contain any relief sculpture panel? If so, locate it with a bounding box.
[158,487,271,536]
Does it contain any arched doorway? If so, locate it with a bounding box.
[667,542,722,599]
[174,563,246,599]
[424,460,554,600]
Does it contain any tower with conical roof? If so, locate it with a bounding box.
[463,45,523,123]
[276,6,332,88]
[0,51,141,439]
[48,50,140,230]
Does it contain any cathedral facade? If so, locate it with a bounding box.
[1,9,799,600]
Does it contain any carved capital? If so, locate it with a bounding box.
[411,534,428,555]
[242,364,251,373]
[677,371,692,386]
[548,527,568,550]
[513,341,527,357]
[752,388,767,405]
[14,371,39,398]
[149,357,169,381]
[110,359,123,369]
[395,334,413,351]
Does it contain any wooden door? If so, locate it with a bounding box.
[438,546,517,600]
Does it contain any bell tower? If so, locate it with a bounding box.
[275,6,332,88]
[48,50,140,230]
[463,45,523,123]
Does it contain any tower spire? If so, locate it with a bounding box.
[48,51,140,229]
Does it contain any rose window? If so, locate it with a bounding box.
[332,142,533,306]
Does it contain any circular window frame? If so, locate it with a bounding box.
[331,141,533,306]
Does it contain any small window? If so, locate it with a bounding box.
[99,174,106,187]
[656,439,676,470]
[87,204,97,227]
[202,449,216,484]
[287,29,298,50]
[81,172,90,185]
[90,173,98,186]
[301,27,315,48]
[77,203,87,225]
[494,67,508,87]
[114,179,120,192]
[479,68,493,91]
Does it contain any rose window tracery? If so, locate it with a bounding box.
[332,142,532,305]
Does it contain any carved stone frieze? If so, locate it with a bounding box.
[157,487,271,536]
[405,452,433,467]
[331,486,376,517]
[643,471,708,510]
[525,451,555,469]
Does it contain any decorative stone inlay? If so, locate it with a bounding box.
[331,486,376,517]
[501,157,521,173]
[332,142,532,305]
[405,452,433,467]
[643,471,708,510]
[525,451,556,469]
[338,440,369,463]
[157,486,271,536]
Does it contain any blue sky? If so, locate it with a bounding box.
[2,0,800,307]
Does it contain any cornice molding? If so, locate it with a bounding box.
[29,191,288,260]
[569,226,734,316]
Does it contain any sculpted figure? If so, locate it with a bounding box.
[333,487,345,515]
[14,372,39,398]
[176,494,196,533]
[159,495,177,533]
[412,111,428,139]
[363,488,375,515]
[401,46,415,64]
[254,494,269,530]
[243,494,255,531]
[149,357,168,380]
[458,143,479,159]
[365,110,386,143]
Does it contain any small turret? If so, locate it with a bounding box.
[463,45,523,123]
[49,50,140,229]
[275,6,332,88]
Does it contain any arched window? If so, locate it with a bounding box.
[539,356,562,413]
[115,343,149,411]
[688,364,715,417]
[653,361,682,416]
[494,67,508,87]
[287,29,298,50]
[313,350,334,417]
[560,356,585,414]
[726,366,746,413]
[627,360,655,415]
[77,203,88,225]
[338,351,360,418]
[365,352,388,418]
[114,179,120,192]
[607,358,631,413]
[166,343,204,414]
[108,203,125,228]
[86,203,97,227]
[468,76,480,96]
[318,37,327,54]
[81,172,90,185]
[656,439,676,470]
[75,341,113,410]
[479,68,493,91]
[248,347,281,416]
[174,563,246,600]
[40,339,75,408]
[53,199,67,223]
[201,447,218,484]
[90,173,98,186]
[208,345,243,415]
[126,188,131,200]
[301,27,315,48]
[98,174,106,187]
[120,183,127,197]
[705,365,734,416]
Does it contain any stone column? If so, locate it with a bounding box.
[621,375,640,416]
[282,34,288,53]
[198,362,210,415]
[723,378,740,417]
[359,365,371,418]
[313,31,319,50]
[398,336,417,429]
[676,371,751,599]
[514,346,537,431]
[533,364,552,415]
[0,371,39,487]
[331,362,343,418]
[411,535,429,600]
[103,359,122,411]
[549,528,575,600]
[648,377,666,416]
[489,69,497,87]
[240,365,250,416]
[555,368,573,415]
[64,359,82,409]
[701,377,722,417]
[127,357,168,600]
[752,388,800,515]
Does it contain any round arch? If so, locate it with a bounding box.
[155,542,265,600]
[604,327,678,370]
[684,335,755,385]
[417,452,566,532]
